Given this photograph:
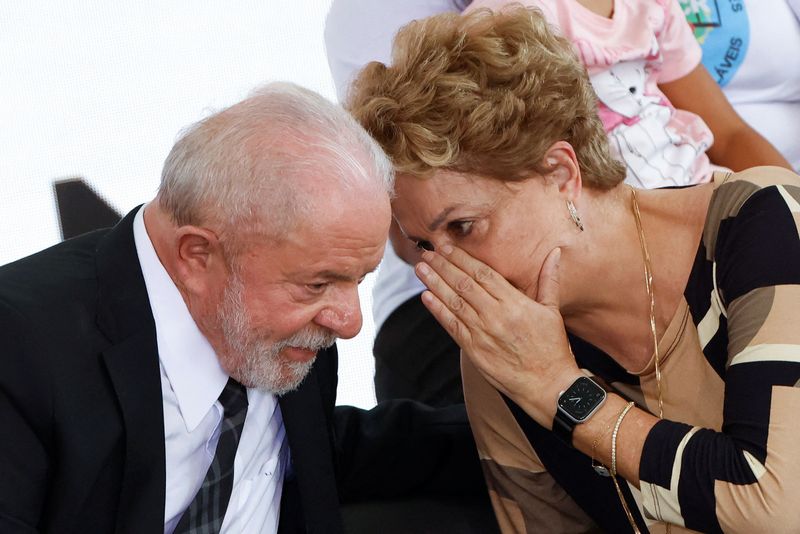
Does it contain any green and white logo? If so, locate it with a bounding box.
[680,0,750,86]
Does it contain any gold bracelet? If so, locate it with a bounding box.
[590,422,613,476]
[611,401,635,477]
[610,401,640,534]
[591,400,633,477]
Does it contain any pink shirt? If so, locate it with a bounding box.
[466,0,715,188]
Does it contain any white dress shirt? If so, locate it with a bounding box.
[133,206,288,534]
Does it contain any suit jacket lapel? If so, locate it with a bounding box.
[279,354,343,533]
[94,207,344,533]
[96,207,167,534]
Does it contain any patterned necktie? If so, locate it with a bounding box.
[174,377,249,534]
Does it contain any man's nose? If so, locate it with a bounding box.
[315,286,363,340]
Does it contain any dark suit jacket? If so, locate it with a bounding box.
[0,209,483,533]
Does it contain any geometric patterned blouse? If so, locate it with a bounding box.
[463,167,800,533]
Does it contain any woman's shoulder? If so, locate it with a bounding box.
[713,166,800,192]
[703,166,800,304]
[705,166,800,237]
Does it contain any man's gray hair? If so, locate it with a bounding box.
[157,82,393,248]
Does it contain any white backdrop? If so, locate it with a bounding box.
[0,1,378,408]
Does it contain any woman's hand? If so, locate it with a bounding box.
[415,244,583,427]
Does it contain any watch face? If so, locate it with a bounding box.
[558,376,606,422]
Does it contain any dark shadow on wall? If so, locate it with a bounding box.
[54,178,122,240]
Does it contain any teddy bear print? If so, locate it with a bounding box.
[590,58,711,188]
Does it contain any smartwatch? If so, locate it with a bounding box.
[553,375,607,446]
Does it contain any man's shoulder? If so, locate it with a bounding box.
[0,229,109,317]
[0,229,116,370]
[0,228,108,279]
[0,230,116,424]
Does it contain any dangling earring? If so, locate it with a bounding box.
[567,200,584,231]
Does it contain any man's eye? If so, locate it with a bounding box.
[448,220,474,237]
[306,283,328,294]
[416,240,434,251]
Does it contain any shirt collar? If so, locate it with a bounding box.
[133,205,228,432]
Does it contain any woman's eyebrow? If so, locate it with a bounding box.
[428,206,458,231]
[428,201,494,231]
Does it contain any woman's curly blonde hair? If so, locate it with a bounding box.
[346,5,626,188]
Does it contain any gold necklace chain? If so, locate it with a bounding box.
[630,187,670,534]
[631,188,665,419]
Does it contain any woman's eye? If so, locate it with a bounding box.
[416,240,435,251]
[448,220,474,237]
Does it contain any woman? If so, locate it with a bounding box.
[347,6,800,533]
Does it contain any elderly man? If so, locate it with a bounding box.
[0,83,479,533]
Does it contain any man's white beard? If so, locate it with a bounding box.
[218,273,336,394]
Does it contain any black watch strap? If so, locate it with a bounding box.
[552,410,575,446]
[552,376,607,447]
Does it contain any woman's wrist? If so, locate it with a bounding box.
[571,393,659,486]
[518,368,586,431]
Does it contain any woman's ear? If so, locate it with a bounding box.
[541,141,582,202]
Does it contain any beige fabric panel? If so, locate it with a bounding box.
[631,298,693,379]
[462,355,598,533]
[726,286,775,365]
[482,460,600,533]
[736,286,800,359]
[493,494,526,534]
[462,354,543,469]
[780,184,800,204]
[634,300,725,429]
[714,386,800,533]
[777,184,800,212]
[723,166,800,189]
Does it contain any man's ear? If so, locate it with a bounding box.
[541,141,583,202]
[172,225,227,295]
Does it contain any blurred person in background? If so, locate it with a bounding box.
[684,0,800,170]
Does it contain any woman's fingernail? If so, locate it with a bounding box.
[417,263,430,276]
[440,244,453,255]
[421,250,434,262]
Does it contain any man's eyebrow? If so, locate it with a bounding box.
[428,206,458,232]
[315,266,378,282]
[315,271,355,282]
